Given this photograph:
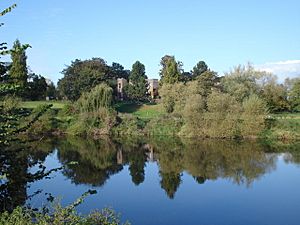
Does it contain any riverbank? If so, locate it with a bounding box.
[19,101,300,142]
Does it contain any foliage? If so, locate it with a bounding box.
[9,39,28,91]
[0,191,129,225]
[240,95,268,137]
[259,74,289,112]
[287,78,300,112]
[26,73,48,100]
[191,60,208,79]
[77,83,113,113]
[159,55,182,84]
[123,61,148,101]
[58,58,111,101]
[58,58,128,101]
[145,114,184,136]
[112,114,144,136]
[159,82,186,113]
[221,64,265,102]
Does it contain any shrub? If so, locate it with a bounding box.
[240,95,268,137]
[0,192,129,225]
[77,83,113,113]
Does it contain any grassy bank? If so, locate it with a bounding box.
[18,100,300,141]
[21,101,67,109]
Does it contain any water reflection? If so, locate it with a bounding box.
[0,139,55,212]
[51,137,294,199]
[3,136,300,213]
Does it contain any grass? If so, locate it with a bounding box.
[267,112,300,140]
[21,101,66,109]
[115,102,165,119]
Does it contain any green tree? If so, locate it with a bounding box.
[124,61,148,101]
[110,62,130,80]
[57,58,111,101]
[259,75,289,112]
[191,60,208,79]
[221,64,263,102]
[288,78,300,112]
[159,55,182,84]
[9,39,28,90]
[26,73,48,100]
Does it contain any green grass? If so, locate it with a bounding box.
[267,113,300,140]
[21,101,66,109]
[115,102,165,119]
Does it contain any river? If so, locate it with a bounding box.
[2,137,300,225]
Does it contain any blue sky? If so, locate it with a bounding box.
[1,0,299,84]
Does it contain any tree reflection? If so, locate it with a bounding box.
[52,136,298,199]
[0,139,55,212]
[57,137,123,187]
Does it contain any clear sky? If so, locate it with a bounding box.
[1,0,299,84]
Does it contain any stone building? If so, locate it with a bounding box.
[146,79,159,99]
[117,78,159,100]
[117,78,128,100]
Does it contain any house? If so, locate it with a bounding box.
[117,78,128,100]
[117,77,159,100]
[146,79,159,99]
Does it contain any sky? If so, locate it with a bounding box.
[1,0,299,84]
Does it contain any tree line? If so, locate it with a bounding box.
[1,39,56,100]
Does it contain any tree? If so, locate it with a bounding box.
[191,60,208,79]
[259,75,289,112]
[195,70,217,98]
[9,39,28,90]
[159,55,182,84]
[221,64,264,102]
[57,58,111,101]
[287,78,300,112]
[110,62,130,80]
[26,73,48,100]
[124,61,148,101]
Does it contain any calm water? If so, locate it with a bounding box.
[2,137,300,225]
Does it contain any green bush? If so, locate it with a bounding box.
[145,114,183,136]
[0,192,129,225]
[112,114,144,136]
[77,84,113,113]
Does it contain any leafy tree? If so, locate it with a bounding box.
[9,39,28,90]
[110,62,130,80]
[57,58,111,101]
[221,64,264,102]
[159,55,182,84]
[191,60,208,79]
[241,94,268,136]
[124,61,148,101]
[259,75,289,112]
[195,70,217,98]
[26,73,48,100]
[287,78,300,112]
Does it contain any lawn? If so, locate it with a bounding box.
[115,102,164,119]
[269,112,300,140]
[21,101,66,109]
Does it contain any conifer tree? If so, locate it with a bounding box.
[124,61,148,101]
[9,39,28,89]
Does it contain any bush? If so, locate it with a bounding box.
[112,114,144,136]
[0,192,129,225]
[145,114,183,136]
[67,108,117,138]
[1,95,21,113]
[77,83,113,113]
[240,95,268,137]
